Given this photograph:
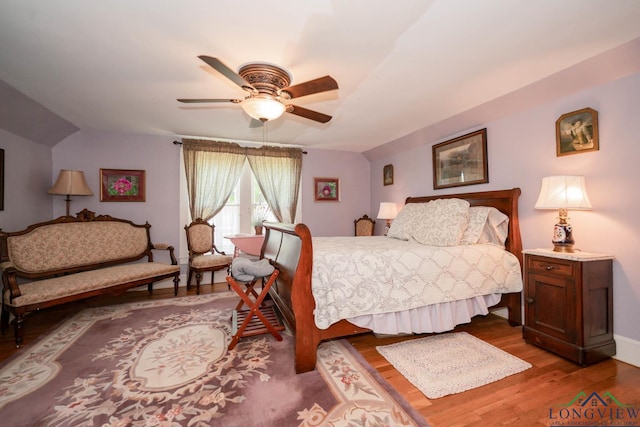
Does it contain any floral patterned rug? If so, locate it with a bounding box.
[0,292,428,426]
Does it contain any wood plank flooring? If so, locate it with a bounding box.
[2,284,639,426]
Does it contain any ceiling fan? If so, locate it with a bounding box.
[178,56,338,125]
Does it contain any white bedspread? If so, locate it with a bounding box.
[311,236,523,330]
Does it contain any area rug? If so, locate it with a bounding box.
[0,292,428,426]
[376,332,531,399]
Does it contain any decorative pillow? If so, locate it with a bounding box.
[460,207,491,245]
[387,203,420,240]
[460,206,509,246]
[478,208,509,246]
[410,198,470,246]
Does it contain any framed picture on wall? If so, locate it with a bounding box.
[314,177,339,201]
[556,107,599,156]
[383,164,393,186]
[432,128,488,189]
[100,168,146,202]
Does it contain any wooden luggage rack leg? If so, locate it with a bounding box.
[227,269,284,351]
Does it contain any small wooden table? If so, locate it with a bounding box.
[224,234,265,257]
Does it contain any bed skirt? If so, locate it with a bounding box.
[346,293,502,335]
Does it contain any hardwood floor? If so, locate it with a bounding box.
[2,284,639,426]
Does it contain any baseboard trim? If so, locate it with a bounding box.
[612,334,640,368]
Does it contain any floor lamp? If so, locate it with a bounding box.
[48,170,93,216]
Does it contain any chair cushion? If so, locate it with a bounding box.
[191,253,232,269]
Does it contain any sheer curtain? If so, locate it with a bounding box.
[182,139,246,222]
[246,146,302,223]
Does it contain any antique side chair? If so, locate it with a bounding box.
[354,214,375,236]
[184,218,233,294]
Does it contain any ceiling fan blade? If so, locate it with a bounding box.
[287,105,332,123]
[198,55,255,91]
[282,76,338,99]
[177,98,242,103]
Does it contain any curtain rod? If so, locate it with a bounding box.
[172,140,307,154]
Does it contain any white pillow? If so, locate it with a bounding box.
[460,207,492,245]
[410,198,470,246]
[478,208,509,246]
[387,203,420,240]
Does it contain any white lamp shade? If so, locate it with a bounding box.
[534,175,592,210]
[377,202,398,219]
[241,95,286,121]
[48,170,93,196]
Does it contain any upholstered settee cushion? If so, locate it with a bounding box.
[7,222,149,274]
[3,262,180,308]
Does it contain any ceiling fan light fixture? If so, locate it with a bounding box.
[241,95,286,122]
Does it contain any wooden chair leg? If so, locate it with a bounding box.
[186,269,193,291]
[1,306,9,334]
[195,271,203,295]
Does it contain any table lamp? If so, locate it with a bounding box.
[534,175,592,253]
[377,202,398,236]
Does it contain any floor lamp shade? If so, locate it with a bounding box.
[48,170,93,216]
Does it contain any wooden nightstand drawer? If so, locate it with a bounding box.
[527,255,574,277]
[522,250,615,366]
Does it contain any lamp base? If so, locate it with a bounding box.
[552,222,575,253]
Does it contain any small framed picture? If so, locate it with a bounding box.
[556,107,599,156]
[314,177,339,202]
[383,164,394,186]
[432,128,488,190]
[100,169,146,202]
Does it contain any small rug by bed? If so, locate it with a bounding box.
[376,332,531,399]
[0,292,428,426]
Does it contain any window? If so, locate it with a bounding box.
[212,162,275,254]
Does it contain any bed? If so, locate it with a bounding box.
[261,188,524,373]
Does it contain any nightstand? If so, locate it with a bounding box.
[522,249,616,366]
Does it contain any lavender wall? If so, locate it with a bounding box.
[51,131,181,250]
[301,148,371,236]
[0,129,52,231]
[368,72,640,365]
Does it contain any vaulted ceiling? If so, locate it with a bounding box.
[1,0,640,154]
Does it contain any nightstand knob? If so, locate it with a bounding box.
[545,265,555,270]
[526,297,534,304]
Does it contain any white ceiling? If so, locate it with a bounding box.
[1,0,640,153]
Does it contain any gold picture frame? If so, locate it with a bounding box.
[383,164,393,186]
[432,128,488,190]
[556,107,599,156]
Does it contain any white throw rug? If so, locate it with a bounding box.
[376,332,532,399]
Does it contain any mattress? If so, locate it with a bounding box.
[311,236,523,330]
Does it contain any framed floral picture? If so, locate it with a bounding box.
[100,169,146,202]
[314,177,339,202]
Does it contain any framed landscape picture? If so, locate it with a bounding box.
[556,107,599,156]
[100,168,146,202]
[432,128,488,190]
[314,177,339,201]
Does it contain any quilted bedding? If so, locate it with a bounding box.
[311,236,523,329]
